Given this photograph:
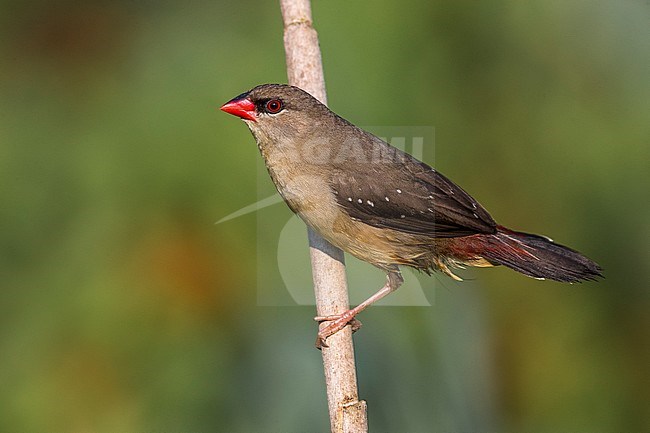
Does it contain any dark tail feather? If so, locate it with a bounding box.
[480,226,603,283]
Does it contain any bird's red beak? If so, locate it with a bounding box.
[220,95,257,122]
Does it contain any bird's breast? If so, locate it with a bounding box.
[259,144,336,215]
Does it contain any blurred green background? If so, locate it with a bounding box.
[1,0,648,432]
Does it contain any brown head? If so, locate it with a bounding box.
[220,84,337,146]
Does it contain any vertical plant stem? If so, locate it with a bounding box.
[279,1,368,432]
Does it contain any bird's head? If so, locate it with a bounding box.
[221,84,333,145]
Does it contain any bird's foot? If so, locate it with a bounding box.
[314,311,362,349]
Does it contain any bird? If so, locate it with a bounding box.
[221,84,602,348]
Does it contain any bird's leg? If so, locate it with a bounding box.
[314,270,404,349]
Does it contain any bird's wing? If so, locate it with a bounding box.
[330,154,497,238]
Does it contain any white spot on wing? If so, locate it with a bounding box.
[385,196,390,202]
[400,214,405,218]
[347,197,352,202]
[357,199,363,204]
[396,189,402,194]
[367,200,374,207]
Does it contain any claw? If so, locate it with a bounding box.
[314,312,363,349]
[315,334,329,349]
[349,318,362,332]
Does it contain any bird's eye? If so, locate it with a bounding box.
[265,99,283,114]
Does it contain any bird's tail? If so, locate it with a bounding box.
[474,226,602,282]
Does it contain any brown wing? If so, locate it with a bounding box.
[331,153,497,238]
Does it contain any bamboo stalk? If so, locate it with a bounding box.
[279,1,368,432]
